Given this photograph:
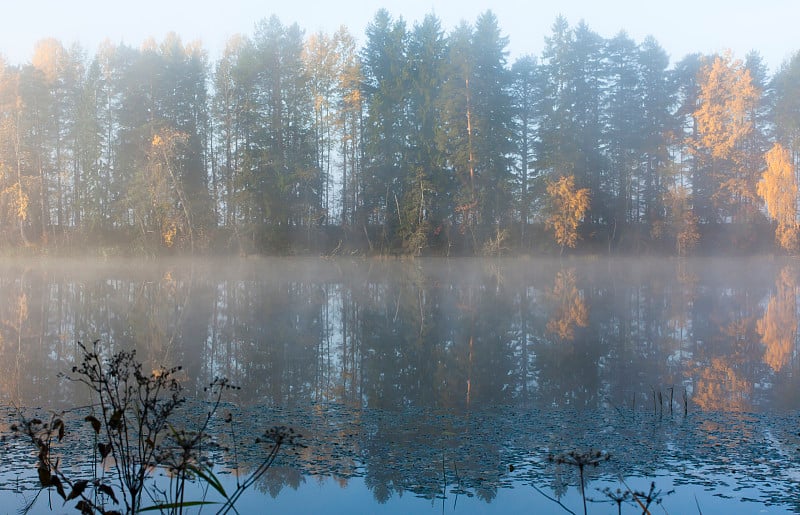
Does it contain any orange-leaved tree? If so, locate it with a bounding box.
[545,175,590,254]
[757,142,798,251]
[693,51,761,223]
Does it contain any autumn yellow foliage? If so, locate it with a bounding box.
[0,169,30,242]
[757,142,798,251]
[693,51,761,222]
[694,52,758,160]
[2,182,28,221]
[161,220,177,247]
[31,38,68,84]
[546,175,590,253]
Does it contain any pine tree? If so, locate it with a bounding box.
[360,9,409,251]
[510,54,543,247]
[401,14,448,254]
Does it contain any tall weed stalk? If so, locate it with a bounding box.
[12,340,300,515]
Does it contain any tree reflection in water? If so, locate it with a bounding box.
[0,257,799,510]
[545,268,588,341]
[758,265,797,373]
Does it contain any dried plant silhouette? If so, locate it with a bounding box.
[595,486,631,515]
[11,340,301,514]
[547,449,611,515]
[535,451,677,515]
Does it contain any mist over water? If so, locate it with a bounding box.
[0,256,794,412]
[1,257,799,513]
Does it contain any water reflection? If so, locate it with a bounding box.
[758,265,797,373]
[1,257,799,511]
[546,268,588,341]
[0,258,797,411]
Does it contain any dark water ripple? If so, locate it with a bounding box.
[3,402,800,511]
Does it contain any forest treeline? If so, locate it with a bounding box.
[0,10,798,256]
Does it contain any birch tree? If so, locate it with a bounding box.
[546,174,590,253]
[757,142,798,250]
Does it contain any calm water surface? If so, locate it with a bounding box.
[0,257,798,514]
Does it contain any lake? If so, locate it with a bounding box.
[1,257,799,514]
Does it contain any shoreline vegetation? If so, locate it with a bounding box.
[0,219,783,258]
[0,10,797,258]
[8,341,303,515]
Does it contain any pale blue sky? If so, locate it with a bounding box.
[1,0,797,73]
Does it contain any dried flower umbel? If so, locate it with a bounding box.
[12,340,301,515]
[548,449,611,515]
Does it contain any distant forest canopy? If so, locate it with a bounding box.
[0,10,798,256]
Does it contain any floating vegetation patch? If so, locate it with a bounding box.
[3,401,800,511]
